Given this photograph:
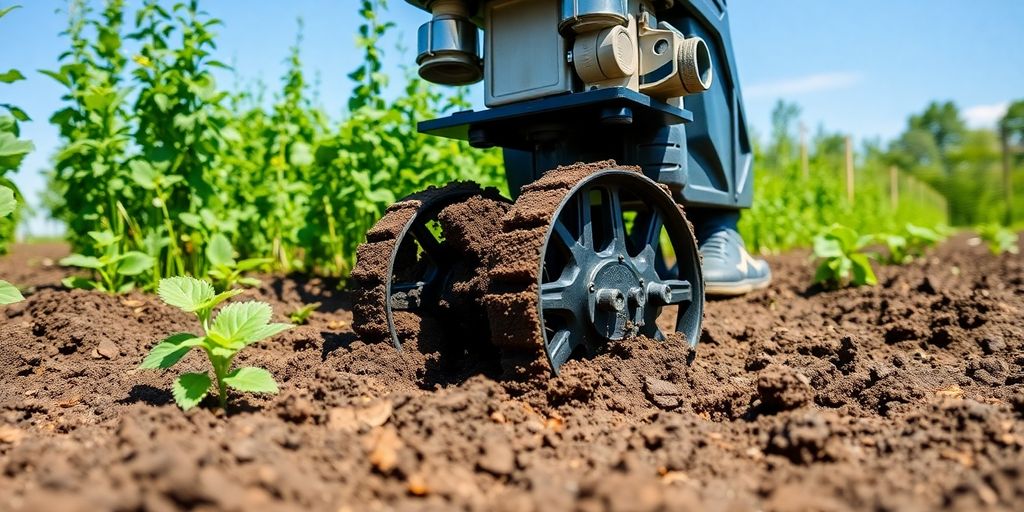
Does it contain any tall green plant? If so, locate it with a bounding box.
[0,186,24,304]
[301,0,504,276]
[1,4,33,254]
[45,0,505,286]
[43,0,131,251]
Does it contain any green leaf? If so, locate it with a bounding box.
[128,160,157,190]
[290,302,320,325]
[0,6,21,19]
[158,276,215,312]
[209,346,237,359]
[173,372,211,411]
[0,185,14,218]
[905,224,941,242]
[88,230,119,247]
[208,301,274,346]
[196,288,244,312]
[223,367,278,393]
[288,141,314,167]
[0,132,34,169]
[247,322,293,343]
[235,258,272,271]
[0,280,24,305]
[139,334,203,369]
[849,253,878,286]
[62,276,97,290]
[813,262,834,285]
[179,212,203,228]
[0,69,25,83]
[117,251,155,276]
[38,68,70,87]
[238,276,262,287]
[854,235,875,250]
[206,233,235,267]
[812,236,842,259]
[0,104,29,122]
[60,254,103,269]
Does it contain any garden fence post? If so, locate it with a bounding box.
[1001,123,1013,226]
[800,122,809,179]
[845,136,854,203]
[890,166,899,211]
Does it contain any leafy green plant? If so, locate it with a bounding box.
[879,223,944,264]
[289,301,320,325]
[43,0,504,284]
[206,233,270,291]
[978,224,1020,255]
[813,224,878,289]
[60,230,154,293]
[0,185,23,304]
[141,276,291,411]
[1,5,33,255]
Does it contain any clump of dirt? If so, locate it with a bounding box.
[1,233,1023,511]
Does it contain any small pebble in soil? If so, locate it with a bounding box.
[643,376,683,410]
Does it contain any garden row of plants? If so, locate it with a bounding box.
[812,222,1019,290]
[29,0,505,292]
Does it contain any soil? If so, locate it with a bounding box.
[1,233,1022,511]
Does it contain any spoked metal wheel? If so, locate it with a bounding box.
[352,183,509,348]
[484,164,704,374]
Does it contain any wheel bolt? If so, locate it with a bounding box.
[596,288,625,312]
[628,286,645,306]
[646,283,673,305]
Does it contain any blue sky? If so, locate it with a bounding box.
[2,0,1023,235]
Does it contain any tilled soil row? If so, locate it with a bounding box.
[0,233,1022,511]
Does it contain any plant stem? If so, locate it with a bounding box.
[212,357,228,410]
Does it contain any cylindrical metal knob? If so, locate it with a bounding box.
[595,288,625,312]
[573,24,636,83]
[560,0,628,34]
[416,1,483,86]
[678,36,713,94]
[646,282,673,305]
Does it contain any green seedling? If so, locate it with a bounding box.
[0,185,23,304]
[813,224,878,289]
[206,233,272,291]
[60,230,155,294]
[141,276,292,411]
[978,224,1020,255]
[289,302,321,325]
[880,223,944,264]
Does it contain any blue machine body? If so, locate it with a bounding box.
[409,0,752,210]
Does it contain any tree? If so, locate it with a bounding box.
[908,101,966,173]
[999,100,1024,224]
[768,100,801,167]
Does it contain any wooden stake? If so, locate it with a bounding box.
[844,136,854,203]
[890,166,899,211]
[799,122,809,179]
[1001,123,1013,225]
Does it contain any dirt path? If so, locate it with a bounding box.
[0,236,1021,511]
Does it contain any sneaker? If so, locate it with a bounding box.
[690,210,771,296]
[700,228,770,296]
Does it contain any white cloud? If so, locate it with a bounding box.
[962,102,1009,129]
[745,71,863,99]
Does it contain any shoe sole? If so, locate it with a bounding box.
[705,274,772,297]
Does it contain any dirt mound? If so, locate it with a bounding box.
[1,234,1023,511]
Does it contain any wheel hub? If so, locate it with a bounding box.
[588,258,643,340]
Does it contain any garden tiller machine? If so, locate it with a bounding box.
[353,0,755,375]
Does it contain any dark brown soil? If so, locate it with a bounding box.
[1,235,1022,511]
